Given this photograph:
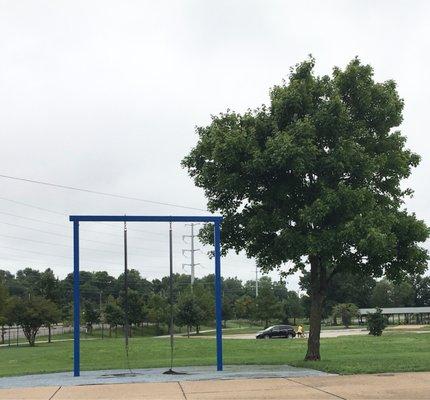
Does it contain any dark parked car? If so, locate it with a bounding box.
[256,325,296,339]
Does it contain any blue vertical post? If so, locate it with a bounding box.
[73,220,80,377]
[214,221,223,371]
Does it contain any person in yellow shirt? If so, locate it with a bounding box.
[296,325,304,338]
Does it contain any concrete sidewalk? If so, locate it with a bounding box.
[1,372,430,399]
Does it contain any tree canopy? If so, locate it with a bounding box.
[331,303,359,328]
[5,296,60,346]
[183,57,429,360]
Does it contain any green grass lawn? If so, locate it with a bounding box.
[1,331,429,377]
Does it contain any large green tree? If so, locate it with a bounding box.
[182,58,428,360]
[192,285,215,333]
[82,301,100,334]
[331,303,359,328]
[119,289,145,328]
[235,294,255,320]
[36,269,60,302]
[5,296,60,346]
[0,281,7,315]
[176,292,206,337]
[254,280,283,328]
[281,291,304,325]
[147,293,169,332]
[371,279,395,307]
[414,275,430,306]
[104,298,124,336]
[0,281,8,344]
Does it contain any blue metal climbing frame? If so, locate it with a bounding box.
[69,215,223,377]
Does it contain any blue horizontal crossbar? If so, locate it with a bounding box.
[69,215,222,223]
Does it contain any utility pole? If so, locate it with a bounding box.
[99,291,103,339]
[124,221,129,351]
[182,223,200,292]
[255,265,259,298]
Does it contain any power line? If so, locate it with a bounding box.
[0,245,121,264]
[0,220,183,252]
[0,230,184,261]
[0,198,181,239]
[0,211,73,229]
[0,221,124,248]
[0,196,64,216]
[0,254,67,267]
[0,233,122,255]
[0,211,174,243]
[0,174,207,211]
[0,221,70,237]
[0,247,176,272]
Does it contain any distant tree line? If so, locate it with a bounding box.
[0,267,306,345]
[0,267,429,345]
[300,271,430,319]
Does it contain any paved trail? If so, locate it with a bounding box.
[185,327,430,340]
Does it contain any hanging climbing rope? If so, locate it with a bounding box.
[164,221,176,374]
[123,220,132,374]
[163,221,186,375]
[123,219,182,375]
[169,221,174,370]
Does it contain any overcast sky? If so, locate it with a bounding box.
[0,0,429,291]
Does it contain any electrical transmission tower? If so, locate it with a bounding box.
[182,223,200,291]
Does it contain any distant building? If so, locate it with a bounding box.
[359,307,430,325]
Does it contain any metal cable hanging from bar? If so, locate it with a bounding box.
[164,221,186,375]
[123,220,132,374]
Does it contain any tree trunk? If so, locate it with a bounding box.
[305,255,326,361]
[23,326,38,347]
[306,291,323,360]
[29,332,36,346]
[48,325,51,343]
